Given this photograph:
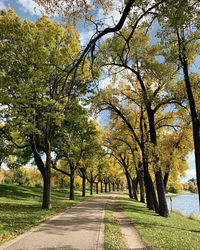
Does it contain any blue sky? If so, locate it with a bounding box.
[0,0,197,182]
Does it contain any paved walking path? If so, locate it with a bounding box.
[0,194,109,250]
[0,193,148,250]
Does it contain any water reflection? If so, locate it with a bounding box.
[166,194,200,216]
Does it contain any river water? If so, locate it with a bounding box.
[166,193,200,217]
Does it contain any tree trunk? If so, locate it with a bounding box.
[164,171,169,192]
[70,171,75,200]
[182,57,200,207]
[82,172,86,197]
[90,181,93,195]
[117,182,119,191]
[147,110,168,217]
[108,182,111,192]
[138,170,145,203]
[96,182,99,194]
[30,138,52,209]
[112,183,115,191]
[42,170,52,209]
[141,147,159,212]
[131,178,138,201]
[125,171,133,199]
[105,183,108,192]
[101,180,103,193]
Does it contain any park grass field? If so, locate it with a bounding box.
[117,194,200,250]
[0,184,89,244]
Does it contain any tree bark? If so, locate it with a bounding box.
[108,182,111,192]
[96,182,99,194]
[147,110,168,217]
[90,181,93,195]
[105,183,108,192]
[70,170,75,200]
[131,177,138,201]
[125,171,133,199]
[141,145,159,212]
[42,170,52,209]
[117,182,120,191]
[181,54,200,207]
[30,136,52,209]
[101,180,103,193]
[82,172,86,197]
[112,182,115,191]
[164,171,169,192]
[137,170,145,203]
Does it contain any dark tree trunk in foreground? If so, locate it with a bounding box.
[164,171,169,192]
[117,182,120,191]
[148,110,168,217]
[101,180,103,193]
[125,171,133,199]
[31,138,52,209]
[141,146,159,212]
[70,170,75,200]
[79,168,86,197]
[131,177,138,201]
[42,170,52,209]
[136,168,145,203]
[109,182,111,192]
[90,181,93,195]
[82,173,86,197]
[112,183,115,191]
[105,183,108,192]
[179,43,200,207]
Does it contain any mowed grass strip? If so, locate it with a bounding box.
[117,194,200,250]
[0,184,89,244]
[104,198,126,250]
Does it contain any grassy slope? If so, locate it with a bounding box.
[0,184,89,244]
[117,195,200,250]
[104,198,126,250]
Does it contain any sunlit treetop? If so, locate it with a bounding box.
[34,0,114,25]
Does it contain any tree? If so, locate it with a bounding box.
[52,102,102,199]
[0,9,91,208]
[157,0,200,205]
[33,0,167,82]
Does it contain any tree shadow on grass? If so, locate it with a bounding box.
[116,195,200,234]
[0,184,42,200]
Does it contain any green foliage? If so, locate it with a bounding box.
[12,168,29,186]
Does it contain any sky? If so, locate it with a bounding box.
[0,0,197,182]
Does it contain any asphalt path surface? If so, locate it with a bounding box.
[0,194,108,250]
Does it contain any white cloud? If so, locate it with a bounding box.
[17,0,44,16]
[99,76,112,89]
[185,169,196,177]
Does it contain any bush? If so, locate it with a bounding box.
[167,182,183,194]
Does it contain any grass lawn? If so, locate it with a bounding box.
[117,194,200,250]
[0,184,90,244]
[104,197,126,250]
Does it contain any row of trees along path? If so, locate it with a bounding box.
[0,0,200,221]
